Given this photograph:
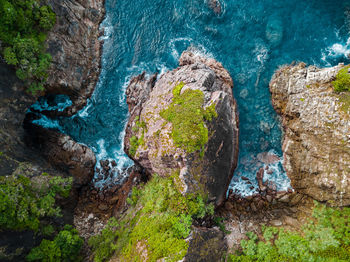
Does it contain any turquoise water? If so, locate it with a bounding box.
[30,0,350,195]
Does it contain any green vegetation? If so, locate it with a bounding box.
[228,203,350,261]
[0,174,72,231]
[89,175,214,262]
[332,66,350,92]
[129,118,147,157]
[26,225,83,262]
[160,82,217,153]
[0,0,56,94]
[339,93,350,114]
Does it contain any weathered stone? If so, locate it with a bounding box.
[270,219,283,227]
[124,51,239,206]
[45,0,105,114]
[98,204,108,211]
[24,124,96,186]
[270,63,350,206]
[185,227,227,262]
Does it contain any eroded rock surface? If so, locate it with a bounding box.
[46,0,105,114]
[24,122,96,187]
[124,51,239,206]
[270,63,350,206]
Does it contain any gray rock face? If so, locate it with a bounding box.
[24,124,96,186]
[124,51,239,206]
[270,63,350,206]
[46,0,105,115]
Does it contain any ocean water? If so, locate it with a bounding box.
[30,0,350,195]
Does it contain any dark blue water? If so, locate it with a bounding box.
[32,0,350,194]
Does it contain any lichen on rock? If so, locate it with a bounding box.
[270,63,350,206]
[124,51,239,206]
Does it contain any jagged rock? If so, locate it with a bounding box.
[45,0,105,115]
[270,63,350,206]
[124,51,239,206]
[23,122,96,187]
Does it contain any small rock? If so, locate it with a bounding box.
[289,194,303,206]
[250,203,257,212]
[284,216,300,227]
[270,219,283,227]
[98,204,109,211]
[241,176,249,181]
[225,201,234,211]
[279,194,290,203]
[266,195,272,202]
[111,160,117,167]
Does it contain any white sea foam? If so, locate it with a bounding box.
[321,37,350,65]
[229,149,291,196]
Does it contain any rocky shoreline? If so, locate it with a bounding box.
[1,0,350,261]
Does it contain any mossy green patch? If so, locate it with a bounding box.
[160,83,217,153]
[333,65,350,92]
[228,202,350,261]
[89,175,214,262]
[338,92,350,114]
[129,119,147,157]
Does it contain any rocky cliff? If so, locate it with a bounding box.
[124,51,239,206]
[270,63,350,206]
[0,0,104,258]
[46,0,105,115]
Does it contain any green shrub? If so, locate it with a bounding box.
[27,225,83,262]
[89,175,214,262]
[0,174,72,231]
[160,82,217,153]
[0,0,56,94]
[228,203,350,262]
[333,66,350,92]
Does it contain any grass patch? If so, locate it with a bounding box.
[89,175,214,262]
[228,202,350,261]
[160,82,217,153]
[129,119,147,157]
[332,65,350,92]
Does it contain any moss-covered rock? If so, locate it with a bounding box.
[124,51,239,206]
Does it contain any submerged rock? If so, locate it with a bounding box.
[124,51,239,206]
[270,63,350,206]
[266,15,283,47]
[208,0,222,15]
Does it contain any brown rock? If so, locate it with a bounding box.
[224,201,234,211]
[98,204,109,211]
[124,51,239,206]
[45,0,105,114]
[270,63,350,206]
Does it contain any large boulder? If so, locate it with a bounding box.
[124,51,239,206]
[270,63,350,206]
